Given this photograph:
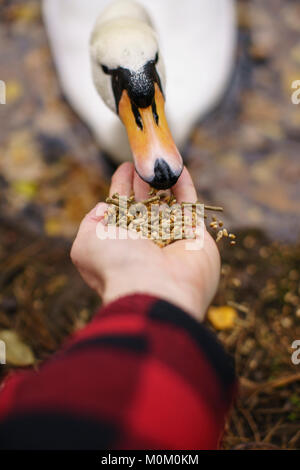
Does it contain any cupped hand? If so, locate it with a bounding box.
[71,163,220,321]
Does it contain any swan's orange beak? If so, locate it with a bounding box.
[119,83,183,189]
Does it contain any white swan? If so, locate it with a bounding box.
[43,0,236,189]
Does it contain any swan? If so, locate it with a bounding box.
[42,0,236,189]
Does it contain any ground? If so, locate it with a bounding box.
[0,0,299,449]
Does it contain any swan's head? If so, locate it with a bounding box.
[90,15,183,189]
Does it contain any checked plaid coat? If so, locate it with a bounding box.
[0,294,236,449]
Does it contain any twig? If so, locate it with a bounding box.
[240,408,261,442]
[263,417,285,443]
[228,300,250,314]
[288,430,300,449]
[241,372,300,397]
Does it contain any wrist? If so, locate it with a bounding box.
[102,267,206,322]
[102,265,171,303]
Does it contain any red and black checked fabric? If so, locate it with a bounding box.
[0,294,236,450]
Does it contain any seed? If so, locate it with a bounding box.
[132,217,147,225]
[150,230,159,239]
[149,187,157,196]
[216,230,224,243]
[105,198,120,207]
[106,188,233,248]
[204,205,224,212]
[140,195,160,204]
[108,206,116,215]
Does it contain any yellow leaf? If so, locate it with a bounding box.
[46,275,67,295]
[10,3,40,23]
[45,217,63,237]
[207,306,237,330]
[2,130,44,183]
[6,81,23,103]
[12,180,37,199]
[291,44,300,64]
[0,330,35,367]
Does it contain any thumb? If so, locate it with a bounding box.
[82,202,108,226]
[70,202,108,266]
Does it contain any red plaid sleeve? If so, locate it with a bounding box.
[0,294,236,450]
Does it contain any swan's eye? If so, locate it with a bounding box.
[101,64,110,74]
[154,52,159,64]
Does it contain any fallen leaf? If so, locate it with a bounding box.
[0,330,35,366]
[207,306,237,330]
[291,44,300,64]
[5,80,23,103]
[44,217,63,237]
[46,275,68,295]
[1,130,44,183]
[8,3,40,23]
[12,181,38,200]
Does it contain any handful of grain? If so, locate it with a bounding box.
[104,190,236,248]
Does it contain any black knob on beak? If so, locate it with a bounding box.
[150,159,181,190]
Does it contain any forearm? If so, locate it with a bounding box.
[0,294,236,450]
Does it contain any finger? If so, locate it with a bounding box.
[73,203,108,242]
[133,170,151,200]
[71,201,111,265]
[172,166,197,203]
[109,162,134,197]
[71,202,100,265]
[84,202,107,223]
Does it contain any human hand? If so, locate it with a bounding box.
[71,163,220,322]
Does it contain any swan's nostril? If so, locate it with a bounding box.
[150,159,180,190]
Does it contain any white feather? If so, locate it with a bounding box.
[42,0,236,162]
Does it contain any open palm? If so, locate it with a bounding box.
[71,163,220,321]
